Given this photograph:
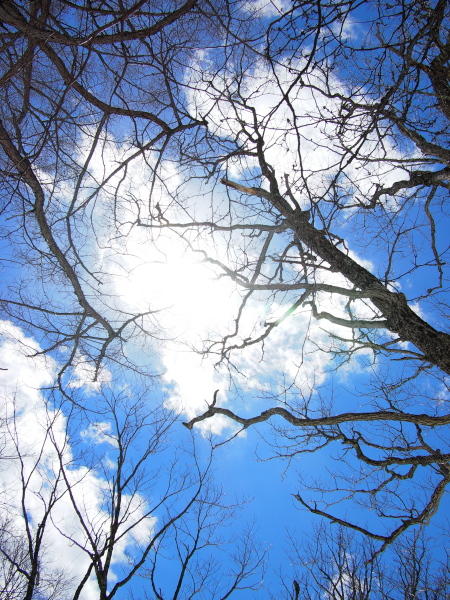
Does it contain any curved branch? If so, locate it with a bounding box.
[306,300,388,330]
[38,42,172,131]
[367,167,450,207]
[182,402,450,431]
[221,178,450,375]
[0,118,114,337]
[295,470,450,558]
[0,0,198,46]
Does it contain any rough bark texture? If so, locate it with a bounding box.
[291,214,450,374]
[183,403,450,431]
[222,178,450,375]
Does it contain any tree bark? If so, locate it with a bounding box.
[222,178,450,375]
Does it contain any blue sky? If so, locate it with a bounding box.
[0,0,450,598]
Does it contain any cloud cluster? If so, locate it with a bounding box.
[186,54,411,207]
[38,53,418,435]
[0,321,154,598]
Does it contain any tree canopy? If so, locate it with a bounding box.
[0,0,450,597]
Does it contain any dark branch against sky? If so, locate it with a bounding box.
[0,0,450,597]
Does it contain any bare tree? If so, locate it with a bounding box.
[273,524,450,600]
[0,3,266,597]
[0,379,266,600]
[0,518,71,600]
[168,0,450,549]
[2,0,450,585]
[0,0,251,380]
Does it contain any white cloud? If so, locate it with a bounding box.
[186,55,411,209]
[80,421,118,446]
[331,15,360,40]
[56,101,353,428]
[46,56,416,436]
[68,351,112,393]
[0,322,154,599]
[241,0,292,17]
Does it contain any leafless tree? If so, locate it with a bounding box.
[0,3,266,597]
[2,0,450,582]
[169,0,450,550]
[0,517,70,600]
[273,523,450,600]
[0,0,254,381]
[0,381,266,600]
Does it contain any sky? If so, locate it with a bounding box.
[0,0,449,598]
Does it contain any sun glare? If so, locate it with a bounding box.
[119,234,235,343]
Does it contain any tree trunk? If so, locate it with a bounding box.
[222,178,450,375]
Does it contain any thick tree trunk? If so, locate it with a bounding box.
[222,179,450,375]
[290,214,450,375]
